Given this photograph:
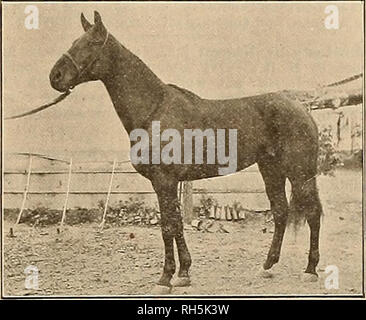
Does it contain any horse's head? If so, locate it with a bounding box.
[49,11,110,92]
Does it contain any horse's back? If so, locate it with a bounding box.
[162,87,318,152]
[167,84,202,104]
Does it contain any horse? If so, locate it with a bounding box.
[49,11,323,294]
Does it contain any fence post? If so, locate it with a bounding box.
[178,181,183,203]
[15,154,33,225]
[60,158,73,228]
[350,118,354,155]
[182,181,194,223]
[99,160,117,230]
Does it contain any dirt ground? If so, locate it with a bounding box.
[3,168,363,297]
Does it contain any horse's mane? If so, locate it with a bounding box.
[167,84,202,103]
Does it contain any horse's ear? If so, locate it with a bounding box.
[94,11,103,26]
[94,11,107,37]
[80,13,92,32]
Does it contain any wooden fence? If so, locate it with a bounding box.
[3,153,270,223]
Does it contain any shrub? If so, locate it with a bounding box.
[194,194,217,218]
[317,127,342,176]
[105,197,160,226]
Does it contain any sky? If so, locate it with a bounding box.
[3,2,364,159]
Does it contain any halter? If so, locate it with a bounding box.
[62,32,109,81]
[5,32,110,120]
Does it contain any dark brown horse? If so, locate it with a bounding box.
[50,12,323,294]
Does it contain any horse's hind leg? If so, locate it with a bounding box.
[258,160,288,270]
[289,177,322,276]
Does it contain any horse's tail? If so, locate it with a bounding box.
[288,176,323,230]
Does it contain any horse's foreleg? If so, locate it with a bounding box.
[174,228,192,286]
[152,180,191,293]
[155,193,177,290]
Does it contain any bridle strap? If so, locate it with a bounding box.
[63,52,82,74]
[63,32,109,79]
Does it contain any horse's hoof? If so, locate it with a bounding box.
[151,285,172,295]
[258,269,274,279]
[172,277,191,287]
[301,273,318,283]
[263,256,279,270]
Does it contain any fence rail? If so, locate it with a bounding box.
[3,152,268,220]
[4,170,141,174]
[4,189,265,195]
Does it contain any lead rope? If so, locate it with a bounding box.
[5,33,110,121]
[5,90,71,120]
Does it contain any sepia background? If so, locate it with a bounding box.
[3,2,363,156]
[2,2,364,296]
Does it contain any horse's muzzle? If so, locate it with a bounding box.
[49,58,77,92]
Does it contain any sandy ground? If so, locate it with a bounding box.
[3,169,363,297]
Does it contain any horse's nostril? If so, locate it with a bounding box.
[54,70,62,81]
[52,70,62,83]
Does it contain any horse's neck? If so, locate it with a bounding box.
[101,36,166,134]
